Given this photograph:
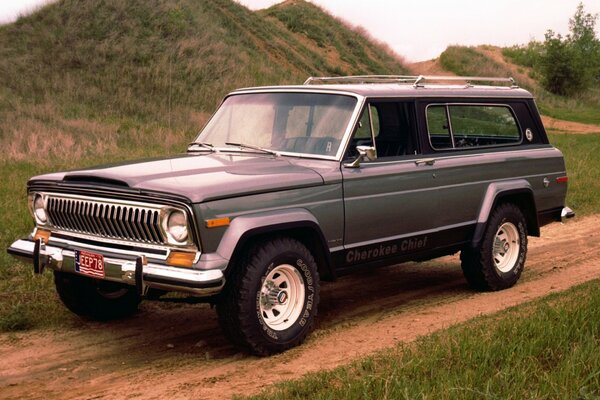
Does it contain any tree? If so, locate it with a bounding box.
[539,2,599,96]
[540,31,580,96]
[569,3,600,84]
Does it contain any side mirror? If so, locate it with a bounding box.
[344,145,377,168]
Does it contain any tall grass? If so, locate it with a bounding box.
[262,0,408,75]
[0,0,410,164]
[248,280,600,400]
[439,46,526,86]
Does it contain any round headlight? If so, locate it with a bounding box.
[33,194,47,223]
[167,210,188,243]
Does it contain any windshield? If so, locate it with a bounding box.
[196,92,358,157]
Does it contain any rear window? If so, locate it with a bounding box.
[426,104,521,150]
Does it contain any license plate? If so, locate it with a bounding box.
[74,249,105,279]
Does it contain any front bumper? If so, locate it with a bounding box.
[8,238,225,297]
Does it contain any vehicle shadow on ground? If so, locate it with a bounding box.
[67,257,468,365]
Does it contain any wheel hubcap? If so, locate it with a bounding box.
[493,222,520,273]
[259,264,305,331]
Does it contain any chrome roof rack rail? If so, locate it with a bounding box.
[303,75,518,88]
[303,75,419,85]
[413,75,517,88]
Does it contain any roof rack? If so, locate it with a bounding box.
[303,75,518,88]
[303,75,418,85]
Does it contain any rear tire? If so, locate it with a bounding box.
[217,237,320,356]
[461,203,528,291]
[54,271,141,320]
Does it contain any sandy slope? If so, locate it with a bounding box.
[1,215,599,400]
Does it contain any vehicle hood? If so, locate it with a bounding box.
[30,153,325,203]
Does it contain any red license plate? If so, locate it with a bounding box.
[75,249,105,279]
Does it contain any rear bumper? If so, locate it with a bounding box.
[561,206,575,220]
[7,239,225,296]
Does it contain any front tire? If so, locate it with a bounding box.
[461,203,528,291]
[54,271,141,320]
[217,237,320,356]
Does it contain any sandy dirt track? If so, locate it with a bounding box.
[1,215,599,400]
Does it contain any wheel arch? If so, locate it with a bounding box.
[216,209,334,281]
[471,181,539,248]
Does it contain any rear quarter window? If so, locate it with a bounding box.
[426,104,521,150]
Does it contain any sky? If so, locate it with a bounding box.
[1,0,599,62]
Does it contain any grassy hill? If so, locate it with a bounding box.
[0,0,409,164]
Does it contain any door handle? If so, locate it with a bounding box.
[415,158,436,166]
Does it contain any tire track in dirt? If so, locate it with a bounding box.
[1,216,599,400]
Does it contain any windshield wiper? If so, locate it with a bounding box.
[187,141,215,152]
[224,142,279,157]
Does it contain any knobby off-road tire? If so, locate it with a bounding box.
[217,237,320,356]
[54,271,141,320]
[461,203,528,291]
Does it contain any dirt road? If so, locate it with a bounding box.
[1,215,599,400]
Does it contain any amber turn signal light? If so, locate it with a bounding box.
[166,251,196,268]
[205,217,230,228]
[33,228,51,244]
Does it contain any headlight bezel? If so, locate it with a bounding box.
[29,192,48,225]
[161,207,191,246]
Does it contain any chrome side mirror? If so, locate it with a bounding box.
[344,145,377,168]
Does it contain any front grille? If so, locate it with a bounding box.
[46,196,166,245]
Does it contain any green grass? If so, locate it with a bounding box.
[246,280,600,400]
[538,88,600,126]
[502,42,542,70]
[262,1,408,75]
[439,46,529,88]
[549,133,600,215]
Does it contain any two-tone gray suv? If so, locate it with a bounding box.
[8,75,573,355]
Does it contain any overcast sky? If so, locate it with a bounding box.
[1,0,599,61]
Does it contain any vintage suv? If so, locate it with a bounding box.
[8,75,573,355]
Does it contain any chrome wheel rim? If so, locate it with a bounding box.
[259,264,305,331]
[493,222,520,273]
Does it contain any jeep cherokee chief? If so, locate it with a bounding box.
[8,75,574,355]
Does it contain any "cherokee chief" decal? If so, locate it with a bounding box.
[346,236,429,264]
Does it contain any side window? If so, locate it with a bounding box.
[354,105,379,140]
[426,105,453,149]
[346,102,416,160]
[373,102,416,158]
[427,104,521,150]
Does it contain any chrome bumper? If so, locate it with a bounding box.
[7,239,225,296]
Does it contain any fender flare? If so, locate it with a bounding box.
[471,180,538,248]
[216,208,334,280]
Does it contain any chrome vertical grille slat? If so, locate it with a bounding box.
[45,195,170,246]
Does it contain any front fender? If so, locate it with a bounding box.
[217,208,327,260]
